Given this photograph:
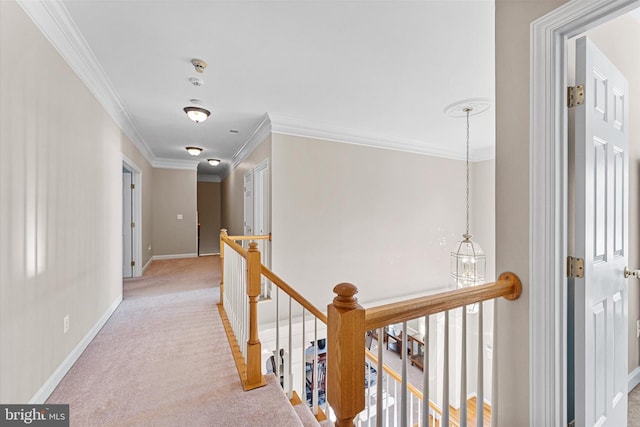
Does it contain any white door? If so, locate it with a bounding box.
[244,170,254,236]
[574,36,628,427]
[122,169,133,278]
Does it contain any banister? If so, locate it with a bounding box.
[364,271,522,330]
[261,266,328,324]
[221,233,249,258]
[364,348,426,402]
[226,233,271,241]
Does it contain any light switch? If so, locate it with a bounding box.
[177,214,183,220]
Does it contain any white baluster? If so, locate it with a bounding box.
[491,301,498,427]
[287,296,292,398]
[313,318,319,414]
[377,327,384,425]
[401,321,408,427]
[275,287,280,387]
[461,306,468,427]
[423,315,430,427]
[477,302,484,427]
[302,308,306,405]
[443,311,450,427]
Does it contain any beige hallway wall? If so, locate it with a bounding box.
[152,169,197,257]
[0,0,124,403]
[494,0,568,423]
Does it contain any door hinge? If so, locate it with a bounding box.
[130,261,136,267]
[568,85,585,108]
[567,256,584,278]
[130,183,135,190]
[131,222,135,228]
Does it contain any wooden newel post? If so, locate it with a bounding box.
[219,229,227,304]
[328,283,365,427]
[245,242,265,389]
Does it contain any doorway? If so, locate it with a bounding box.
[122,155,142,278]
[530,0,640,423]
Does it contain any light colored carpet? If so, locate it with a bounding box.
[630,384,640,426]
[47,256,304,426]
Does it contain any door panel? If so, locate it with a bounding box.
[574,36,628,427]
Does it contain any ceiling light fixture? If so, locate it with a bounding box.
[186,146,203,156]
[191,58,207,73]
[207,159,221,166]
[183,106,211,123]
[449,101,488,313]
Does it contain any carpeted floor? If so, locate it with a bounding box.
[46,256,303,426]
[630,384,640,426]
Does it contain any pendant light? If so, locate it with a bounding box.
[450,106,486,294]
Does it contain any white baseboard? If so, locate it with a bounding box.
[29,295,123,404]
[629,366,640,392]
[152,253,197,261]
[198,252,220,257]
[141,257,153,274]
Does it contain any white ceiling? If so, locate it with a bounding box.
[23,0,496,180]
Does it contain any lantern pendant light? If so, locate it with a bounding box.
[450,107,486,305]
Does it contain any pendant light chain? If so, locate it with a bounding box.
[465,108,471,239]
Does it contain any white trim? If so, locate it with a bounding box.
[17,0,155,165]
[141,257,153,274]
[29,295,122,403]
[529,1,639,425]
[629,366,640,393]
[270,113,495,162]
[152,253,198,261]
[230,114,272,172]
[152,158,199,170]
[197,174,222,183]
[198,252,220,257]
[122,154,143,277]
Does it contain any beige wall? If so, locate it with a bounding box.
[197,181,222,254]
[579,13,640,379]
[221,135,272,235]
[121,136,154,268]
[0,0,123,402]
[152,169,197,256]
[270,134,494,311]
[495,0,568,423]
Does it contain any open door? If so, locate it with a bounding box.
[573,36,629,427]
[122,168,134,278]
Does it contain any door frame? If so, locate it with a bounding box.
[122,154,142,277]
[530,0,639,424]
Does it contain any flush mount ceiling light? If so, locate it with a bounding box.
[207,159,221,166]
[183,106,211,123]
[185,146,203,156]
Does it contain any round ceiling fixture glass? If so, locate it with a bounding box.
[183,106,211,123]
[207,159,221,166]
[185,146,203,156]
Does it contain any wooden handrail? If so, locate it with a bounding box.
[227,233,271,241]
[364,272,521,330]
[220,233,249,258]
[261,266,328,324]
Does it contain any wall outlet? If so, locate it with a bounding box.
[63,315,70,334]
[147,244,152,253]
[177,214,183,220]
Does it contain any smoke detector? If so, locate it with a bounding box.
[191,58,207,73]
[189,77,204,87]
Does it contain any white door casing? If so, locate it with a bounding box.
[244,170,254,236]
[573,36,628,427]
[122,169,133,278]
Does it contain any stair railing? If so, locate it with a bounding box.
[219,229,522,426]
[328,273,521,427]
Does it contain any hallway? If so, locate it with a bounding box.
[45,256,301,426]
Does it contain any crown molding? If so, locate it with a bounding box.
[230,114,272,172]
[17,0,156,164]
[152,158,199,170]
[269,113,493,161]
